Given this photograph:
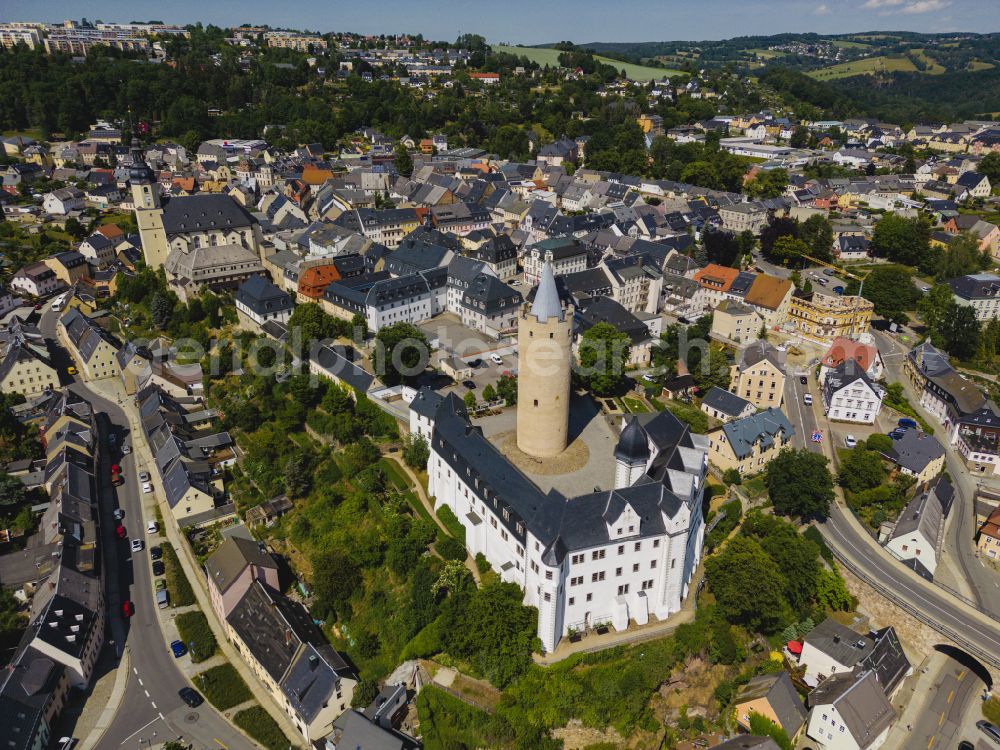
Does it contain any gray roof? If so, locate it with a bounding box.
[823,358,883,401]
[887,475,953,547]
[702,387,753,418]
[948,272,1000,302]
[886,429,945,475]
[713,739,781,750]
[804,618,875,667]
[531,260,564,323]
[204,536,277,596]
[615,417,650,462]
[409,386,444,419]
[808,670,896,746]
[736,672,806,736]
[280,643,355,724]
[235,275,293,318]
[161,194,256,234]
[330,710,407,750]
[739,341,785,370]
[719,408,794,460]
[858,626,911,695]
[312,345,375,393]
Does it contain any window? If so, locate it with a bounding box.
[571,553,584,565]
[615,567,622,577]
[650,560,657,569]
[634,542,641,552]
[591,572,605,582]
[570,576,583,586]
[592,549,606,561]
[586,593,592,602]
[545,571,553,580]
[617,584,629,595]
[543,593,551,602]
[642,579,654,590]
[618,545,624,555]
[568,597,575,606]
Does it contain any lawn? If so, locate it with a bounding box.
[491,45,681,81]
[195,663,252,710]
[161,542,196,607]
[175,611,218,663]
[808,56,918,80]
[832,39,873,49]
[417,685,493,750]
[378,457,410,492]
[436,504,466,543]
[233,706,291,750]
[664,399,708,433]
[969,60,996,72]
[620,396,650,414]
[909,49,946,75]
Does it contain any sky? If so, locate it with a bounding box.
[3,0,998,44]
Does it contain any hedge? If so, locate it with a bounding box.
[233,706,290,750]
[195,663,252,710]
[161,542,195,607]
[175,611,217,663]
[436,505,466,542]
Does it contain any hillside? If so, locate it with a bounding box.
[491,44,681,80]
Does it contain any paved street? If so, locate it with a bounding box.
[783,366,821,453]
[38,305,257,750]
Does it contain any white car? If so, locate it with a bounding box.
[142,482,153,494]
[139,471,150,483]
[845,435,857,449]
[490,353,503,366]
[130,539,143,553]
[642,373,656,382]
[147,520,158,535]
[803,394,813,406]
[122,444,131,455]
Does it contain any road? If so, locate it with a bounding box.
[871,329,1000,618]
[39,305,256,750]
[783,366,821,453]
[907,654,985,750]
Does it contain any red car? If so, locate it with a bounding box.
[111,464,121,475]
[33,304,42,311]
[115,525,126,539]
[122,601,134,618]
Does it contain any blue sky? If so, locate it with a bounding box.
[3,0,997,44]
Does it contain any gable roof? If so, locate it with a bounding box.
[886,428,945,475]
[161,194,256,234]
[205,536,278,596]
[736,672,807,736]
[744,274,792,311]
[821,337,879,372]
[719,408,794,459]
[702,387,753,418]
[808,670,896,747]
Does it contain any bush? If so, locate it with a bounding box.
[436,535,468,561]
[401,618,444,660]
[436,505,466,542]
[175,611,217,663]
[161,542,195,606]
[722,468,742,486]
[475,552,491,575]
[803,526,834,563]
[417,685,493,750]
[195,663,252,710]
[233,706,291,750]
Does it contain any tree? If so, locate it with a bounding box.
[394,143,413,177]
[350,312,369,341]
[871,213,931,267]
[311,549,360,620]
[789,126,810,148]
[704,536,789,633]
[703,230,741,267]
[939,302,981,360]
[765,449,834,519]
[934,232,990,281]
[760,217,799,259]
[743,513,821,613]
[0,474,26,507]
[150,293,174,329]
[978,152,1000,184]
[722,468,742,486]
[283,451,313,497]
[482,383,497,402]
[770,236,811,266]
[352,679,379,708]
[745,168,788,199]
[691,345,732,392]
[837,448,886,494]
[577,322,630,395]
[463,391,477,410]
[815,568,853,611]
[402,433,429,469]
[918,283,955,334]
[748,713,793,750]
[865,433,893,454]
[373,323,429,385]
[799,214,834,263]
[496,373,517,406]
[858,265,921,324]
[288,302,339,344]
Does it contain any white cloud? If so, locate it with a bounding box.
[860,0,950,12]
[815,3,832,13]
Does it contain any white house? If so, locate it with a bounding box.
[43,187,85,215]
[806,670,895,750]
[821,359,884,424]
[882,476,953,579]
[234,275,294,329]
[11,262,61,297]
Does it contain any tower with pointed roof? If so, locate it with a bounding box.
[517,260,573,458]
[129,140,168,268]
[614,417,650,488]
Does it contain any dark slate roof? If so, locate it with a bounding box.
[461,274,522,316]
[701,387,752,418]
[713,738,781,750]
[561,267,613,300]
[280,643,356,724]
[736,672,806,736]
[948,272,1000,302]
[886,428,945,475]
[34,592,99,661]
[312,345,375,393]
[615,417,650,462]
[720,408,794,460]
[161,194,256,234]
[575,296,649,345]
[822,358,881,402]
[887,474,953,547]
[235,275,293,317]
[409,386,444,419]
[858,626,911,695]
[385,238,452,276]
[330,710,408,750]
[804,617,875,667]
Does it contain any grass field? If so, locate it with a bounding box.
[808,55,918,80]
[969,60,996,71]
[910,49,946,75]
[832,39,873,49]
[492,44,681,81]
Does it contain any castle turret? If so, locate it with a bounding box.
[614,417,649,488]
[516,260,573,458]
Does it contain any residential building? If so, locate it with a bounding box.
[235,275,294,330]
[707,407,794,477]
[883,476,954,579]
[11,263,60,298]
[455,272,523,338]
[711,300,763,346]
[818,338,884,385]
[743,274,794,329]
[42,187,84,215]
[719,203,769,233]
[204,536,281,622]
[788,291,873,344]
[977,504,1000,560]
[0,319,59,397]
[806,670,896,750]
[467,234,519,279]
[59,308,120,381]
[795,618,910,694]
[734,672,807,739]
[904,341,986,439]
[322,271,438,333]
[822,359,885,424]
[43,251,89,287]
[882,428,946,485]
[700,387,756,424]
[523,237,588,285]
[713,739,782,750]
[693,264,740,308]
[947,272,1000,321]
[730,341,786,410]
[0,23,43,49]
[956,401,1000,475]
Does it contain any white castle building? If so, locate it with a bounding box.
[412,263,709,652]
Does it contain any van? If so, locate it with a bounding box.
[156,589,169,609]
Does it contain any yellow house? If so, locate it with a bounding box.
[733,672,807,739]
[788,291,873,344]
[730,341,786,410]
[708,407,795,477]
[0,319,59,397]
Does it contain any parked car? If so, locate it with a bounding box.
[816,277,829,286]
[978,721,1000,745]
[55,738,77,750]
[156,589,169,609]
[178,687,203,707]
[139,471,150,483]
[803,394,813,405]
[833,286,845,295]
[799,375,807,384]
[113,508,125,521]
[121,600,134,618]
[958,741,974,750]
[823,268,835,275]
[462,380,476,389]
[468,358,483,368]
[147,520,158,535]
[152,560,165,576]
[889,429,906,440]
[170,640,188,659]
[115,525,126,539]
[141,482,153,494]
[898,418,918,430]
[130,538,143,553]
[845,435,857,449]
[642,373,656,382]
[490,353,504,366]
[150,545,162,561]
[122,444,131,455]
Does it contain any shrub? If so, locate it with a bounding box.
[722,468,742,485]
[436,505,466,542]
[985,697,1000,725]
[233,706,291,750]
[803,526,834,563]
[195,664,252,710]
[161,542,195,606]
[475,552,491,575]
[175,611,217,663]
[436,535,468,561]
[401,618,444,660]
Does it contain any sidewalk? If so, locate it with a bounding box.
[83,376,303,744]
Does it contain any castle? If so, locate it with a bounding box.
[414,262,709,652]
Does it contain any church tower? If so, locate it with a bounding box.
[614,417,650,488]
[517,260,573,458]
[129,141,168,269]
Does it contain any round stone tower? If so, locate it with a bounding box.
[517,260,573,458]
